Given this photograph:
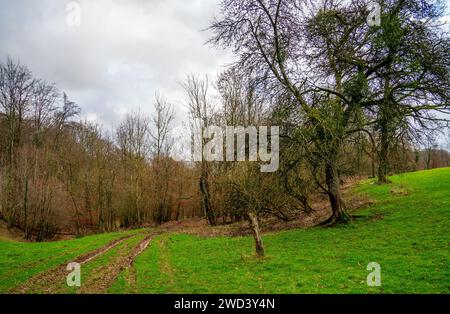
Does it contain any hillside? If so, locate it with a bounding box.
[1,168,449,293]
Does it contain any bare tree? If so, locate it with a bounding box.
[31,79,59,146]
[182,75,217,226]
[217,67,264,127]
[208,0,358,224]
[149,94,175,224]
[53,93,80,139]
[117,110,150,159]
[368,0,450,182]
[0,58,35,166]
[149,94,175,159]
[0,58,35,227]
[116,111,150,225]
[209,0,450,224]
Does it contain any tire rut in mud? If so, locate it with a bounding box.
[76,231,161,294]
[10,232,141,294]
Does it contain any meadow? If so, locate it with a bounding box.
[1,168,449,294]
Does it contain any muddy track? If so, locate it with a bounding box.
[77,231,161,294]
[120,232,161,292]
[78,233,137,265]
[10,232,142,294]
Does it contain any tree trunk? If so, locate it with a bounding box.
[378,74,392,184]
[369,158,375,178]
[248,211,264,257]
[200,162,215,226]
[23,177,30,239]
[426,148,432,170]
[324,163,349,225]
[378,138,389,183]
[378,115,390,184]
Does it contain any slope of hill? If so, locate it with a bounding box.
[1,168,449,293]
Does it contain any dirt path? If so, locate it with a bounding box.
[77,231,160,294]
[11,231,155,294]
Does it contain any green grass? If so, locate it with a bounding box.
[0,228,144,293]
[1,168,449,294]
[113,167,449,293]
[109,235,178,294]
[63,232,148,294]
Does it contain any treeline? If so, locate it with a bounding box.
[1,0,449,250]
[0,59,202,240]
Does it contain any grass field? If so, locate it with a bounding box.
[1,168,449,293]
[0,228,145,293]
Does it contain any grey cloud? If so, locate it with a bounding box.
[0,0,233,128]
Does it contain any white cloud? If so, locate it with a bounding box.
[0,0,233,129]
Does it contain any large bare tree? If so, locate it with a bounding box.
[209,0,363,224]
[182,75,217,226]
[149,94,175,224]
[209,0,450,223]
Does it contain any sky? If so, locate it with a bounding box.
[0,0,233,133]
[0,0,448,148]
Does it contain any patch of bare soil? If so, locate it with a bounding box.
[79,233,136,265]
[11,233,139,294]
[0,221,27,242]
[390,185,409,196]
[159,177,374,237]
[158,206,332,238]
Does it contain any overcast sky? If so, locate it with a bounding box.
[0,0,448,147]
[0,0,233,132]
